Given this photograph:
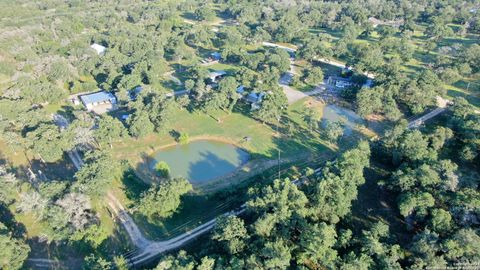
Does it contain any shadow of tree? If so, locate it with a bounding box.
[29,153,76,181]
[186,150,245,184]
[0,202,27,238]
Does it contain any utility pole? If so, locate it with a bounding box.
[277,116,281,180]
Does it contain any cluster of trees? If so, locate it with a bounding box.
[0,162,114,267]
[137,177,192,222]
[368,103,480,267]
[0,0,479,268]
[153,97,480,268]
[154,142,378,269]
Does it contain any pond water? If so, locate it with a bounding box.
[321,104,364,134]
[151,140,250,184]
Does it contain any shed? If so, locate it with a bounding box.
[236,85,245,94]
[208,70,227,83]
[90,43,106,55]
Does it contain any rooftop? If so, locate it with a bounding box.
[209,70,226,78]
[80,91,116,105]
[90,43,106,55]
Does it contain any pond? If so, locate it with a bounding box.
[151,140,250,185]
[321,104,364,134]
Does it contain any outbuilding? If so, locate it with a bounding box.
[80,91,117,111]
[208,70,227,83]
[90,43,106,55]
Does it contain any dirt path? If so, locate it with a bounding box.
[106,192,151,249]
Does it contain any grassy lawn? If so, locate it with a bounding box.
[111,103,329,166]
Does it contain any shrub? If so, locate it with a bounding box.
[178,132,189,144]
[155,161,171,178]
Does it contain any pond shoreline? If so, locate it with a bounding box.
[149,135,252,155]
[137,137,253,185]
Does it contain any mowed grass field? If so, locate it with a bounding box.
[111,102,331,169]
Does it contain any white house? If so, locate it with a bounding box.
[90,43,106,55]
[79,91,117,111]
[208,70,226,83]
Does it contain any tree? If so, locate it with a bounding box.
[324,120,345,143]
[194,5,216,22]
[253,88,287,124]
[356,86,384,117]
[258,238,292,269]
[178,132,189,144]
[83,254,112,270]
[94,115,127,148]
[138,178,192,220]
[247,179,308,237]
[217,76,239,112]
[0,166,19,205]
[304,66,324,85]
[0,222,30,270]
[311,141,370,223]
[444,229,480,261]
[128,111,155,138]
[56,193,96,230]
[16,191,47,221]
[155,161,170,178]
[396,130,435,163]
[73,151,121,196]
[297,222,338,268]
[26,123,67,162]
[429,208,452,233]
[398,192,435,217]
[212,216,248,255]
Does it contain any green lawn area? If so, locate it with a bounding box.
[111,103,330,166]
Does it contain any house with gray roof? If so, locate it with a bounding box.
[208,70,226,83]
[80,91,117,112]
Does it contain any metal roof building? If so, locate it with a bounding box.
[80,91,117,111]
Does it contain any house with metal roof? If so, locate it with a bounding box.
[90,43,106,55]
[79,91,117,111]
[236,85,245,94]
[210,52,221,61]
[327,76,355,89]
[208,70,226,83]
[246,92,266,110]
